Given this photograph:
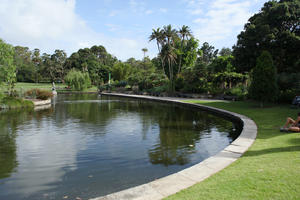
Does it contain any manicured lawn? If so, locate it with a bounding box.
[165,101,300,200]
[0,82,98,93]
[15,82,66,91]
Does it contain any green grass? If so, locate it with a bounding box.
[165,100,300,200]
[0,82,98,93]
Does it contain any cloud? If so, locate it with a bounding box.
[159,8,168,13]
[108,10,119,17]
[191,0,253,46]
[0,0,149,60]
[129,0,146,13]
[145,10,153,15]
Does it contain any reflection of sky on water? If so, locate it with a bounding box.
[2,117,88,198]
[0,94,240,200]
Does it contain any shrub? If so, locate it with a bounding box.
[225,84,248,100]
[65,69,91,91]
[249,51,278,107]
[0,96,34,109]
[278,89,298,104]
[25,89,53,100]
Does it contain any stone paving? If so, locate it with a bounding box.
[90,93,257,200]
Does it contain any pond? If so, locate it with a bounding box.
[0,94,241,200]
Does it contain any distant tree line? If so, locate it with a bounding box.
[1,0,299,104]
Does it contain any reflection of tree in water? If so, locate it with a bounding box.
[54,94,240,166]
[0,107,54,179]
[0,109,30,179]
[147,105,239,166]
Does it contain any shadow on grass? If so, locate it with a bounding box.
[289,137,300,145]
[244,145,300,157]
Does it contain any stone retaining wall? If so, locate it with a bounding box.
[91,93,257,200]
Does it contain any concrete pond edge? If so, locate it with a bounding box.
[91,93,257,200]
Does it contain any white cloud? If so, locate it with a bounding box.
[0,0,148,60]
[145,10,153,15]
[108,10,119,17]
[159,8,168,13]
[129,0,146,13]
[191,0,253,46]
[190,9,203,15]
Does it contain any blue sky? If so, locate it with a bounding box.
[0,0,267,60]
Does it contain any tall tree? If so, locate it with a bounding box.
[178,25,192,73]
[14,46,35,82]
[150,25,198,93]
[219,47,232,57]
[141,48,148,70]
[249,51,278,107]
[233,0,300,73]
[141,48,148,59]
[0,39,16,96]
[199,42,218,65]
[51,49,67,83]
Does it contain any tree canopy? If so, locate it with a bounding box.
[0,39,16,95]
[233,0,300,73]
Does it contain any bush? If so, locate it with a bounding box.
[249,51,278,107]
[65,69,91,91]
[225,84,248,100]
[0,93,4,101]
[0,96,34,109]
[25,89,53,100]
[278,89,298,104]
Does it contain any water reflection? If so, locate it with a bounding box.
[0,94,241,200]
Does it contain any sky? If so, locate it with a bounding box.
[0,0,267,61]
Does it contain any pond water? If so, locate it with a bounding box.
[0,94,241,200]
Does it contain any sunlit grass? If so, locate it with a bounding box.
[165,100,300,200]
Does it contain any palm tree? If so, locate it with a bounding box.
[149,28,163,53]
[178,25,192,73]
[149,28,166,72]
[163,24,177,45]
[141,48,148,60]
[160,44,177,93]
[179,25,192,41]
[141,48,148,69]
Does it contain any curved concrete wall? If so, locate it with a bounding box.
[91,93,257,200]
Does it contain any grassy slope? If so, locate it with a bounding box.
[0,82,98,92]
[165,101,300,200]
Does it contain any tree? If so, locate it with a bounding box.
[14,46,36,82]
[178,25,192,73]
[141,48,148,59]
[150,25,198,94]
[65,69,91,91]
[41,53,53,82]
[111,62,132,81]
[141,48,148,69]
[0,39,16,96]
[219,47,232,57]
[249,51,278,107]
[199,42,218,65]
[64,46,117,85]
[233,0,300,73]
[51,49,67,83]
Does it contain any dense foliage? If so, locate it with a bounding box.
[0,0,298,103]
[65,69,91,91]
[249,51,278,107]
[0,39,16,96]
[233,0,300,73]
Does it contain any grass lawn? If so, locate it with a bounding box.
[165,100,300,200]
[0,82,98,93]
